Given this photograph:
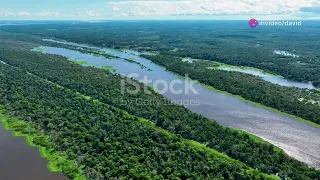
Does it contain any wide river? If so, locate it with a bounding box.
[38,39,320,169]
[0,122,67,180]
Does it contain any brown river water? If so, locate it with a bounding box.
[0,123,67,180]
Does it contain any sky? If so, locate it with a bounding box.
[0,0,320,20]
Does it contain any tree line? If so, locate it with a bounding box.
[0,32,319,179]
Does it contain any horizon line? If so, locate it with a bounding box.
[1,19,320,21]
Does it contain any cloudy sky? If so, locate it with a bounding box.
[1,0,319,20]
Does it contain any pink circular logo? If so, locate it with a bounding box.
[249,18,258,28]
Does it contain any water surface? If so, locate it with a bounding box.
[219,67,317,89]
[39,39,320,169]
[0,123,67,180]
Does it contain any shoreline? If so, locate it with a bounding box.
[183,57,319,89]
[203,84,320,129]
[170,62,320,129]
[0,110,86,180]
[35,39,320,162]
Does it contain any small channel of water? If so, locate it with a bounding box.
[219,67,317,89]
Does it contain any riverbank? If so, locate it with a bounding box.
[165,62,320,129]
[150,55,320,128]
[36,40,320,137]
[203,84,320,129]
[188,58,318,90]
[0,106,86,180]
[33,39,320,169]
[182,58,283,78]
[0,77,278,180]
[213,61,283,78]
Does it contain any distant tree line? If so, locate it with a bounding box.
[0,32,319,179]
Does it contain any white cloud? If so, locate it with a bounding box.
[119,13,128,17]
[108,0,318,17]
[85,10,101,17]
[18,12,31,16]
[35,11,60,17]
[0,11,16,16]
[0,11,61,18]
[112,7,120,11]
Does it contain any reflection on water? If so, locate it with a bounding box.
[38,39,320,169]
[219,67,316,89]
[0,123,67,180]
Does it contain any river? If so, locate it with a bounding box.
[219,67,317,89]
[37,39,320,169]
[0,123,67,180]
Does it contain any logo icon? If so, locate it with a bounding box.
[249,18,258,28]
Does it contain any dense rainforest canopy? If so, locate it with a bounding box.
[2,63,280,180]
[0,31,319,179]
[143,54,320,125]
[1,21,319,86]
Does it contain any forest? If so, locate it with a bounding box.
[0,31,319,179]
[1,62,278,180]
[1,21,319,86]
[143,54,320,125]
[7,21,319,126]
[9,21,317,125]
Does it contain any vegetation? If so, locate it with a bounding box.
[2,21,319,86]
[42,40,153,71]
[123,58,151,70]
[0,60,278,180]
[66,57,89,65]
[0,106,86,179]
[201,59,284,78]
[35,47,46,52]
[102,66,116,72]
[55,44,117,59]
[0,32,319,179]
[143,54,320,126]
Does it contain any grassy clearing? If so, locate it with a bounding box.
[36,47,46,52]
[67,58,89,65]
[102,66,116,72]
[32,47,46,52]
[75,92,91,100]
